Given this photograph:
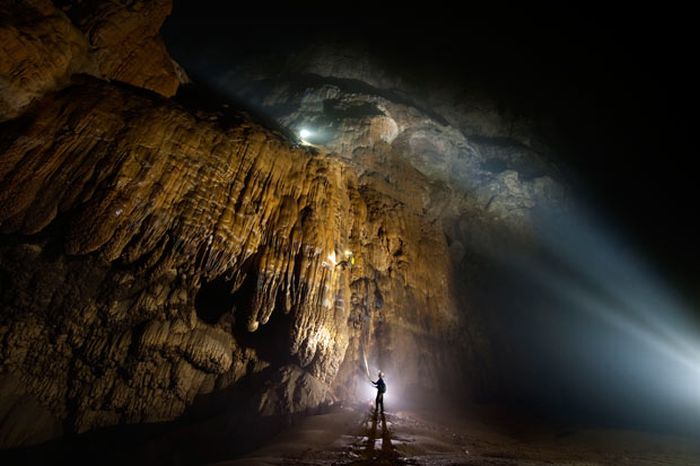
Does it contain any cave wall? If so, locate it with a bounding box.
[0,0,184,122]
[207,36,571,403]
[0,0,466,448]
[212,40,567,244]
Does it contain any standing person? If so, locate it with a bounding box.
[372,371,386,413]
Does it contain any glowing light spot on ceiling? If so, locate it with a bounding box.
[299,128,312,142]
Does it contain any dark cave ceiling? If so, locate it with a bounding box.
[163,1,700,294]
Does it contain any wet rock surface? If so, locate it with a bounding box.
[0,0,87,121]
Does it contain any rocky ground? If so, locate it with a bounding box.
[219,403,700,466]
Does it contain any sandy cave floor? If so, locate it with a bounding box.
[215,403,700,466]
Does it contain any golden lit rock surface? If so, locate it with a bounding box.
[59,0,185,97]
[0,0,88,120]
[0,75,461,446]
[0,0,553,450]
[0,0,184,121]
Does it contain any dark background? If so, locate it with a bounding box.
[164,1,699,300]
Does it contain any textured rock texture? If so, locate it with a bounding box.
[0,0,184,121]
[0,0,567,452]
[0,75,461,446]
[57,0,185,96]
[212,39,570,403]
[216,41,566,238]
[0,0,88,121]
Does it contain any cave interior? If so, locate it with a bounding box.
[0,1,699,465]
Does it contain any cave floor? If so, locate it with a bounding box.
[216,404,700,466]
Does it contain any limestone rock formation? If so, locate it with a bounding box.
[0,75,461,447]
[0,0,568,453]
[215,41,566,238]
[0,0,88,121]
[0,0,185,121]
[57,0,185,96]
[207,38,571,407]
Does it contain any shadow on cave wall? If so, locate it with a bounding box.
[194,257,296,370]
[194,274,236,325]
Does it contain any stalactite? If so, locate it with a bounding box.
[0,76,461,445]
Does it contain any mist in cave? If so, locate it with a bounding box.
[1,1,699,465]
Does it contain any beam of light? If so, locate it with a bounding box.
[355,369,397,409]
[534,207,700,372]
[209,69,697,426]
[356,362,378,405]
[362,346,371,380]
[494,204,700,430]
[356,344,401,409]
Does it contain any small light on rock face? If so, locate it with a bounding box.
[298,128,314,144]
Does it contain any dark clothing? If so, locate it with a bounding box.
[375,378,386,393]
[375,391,384,412]
[372,377,386,413]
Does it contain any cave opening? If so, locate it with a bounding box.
[194,275,236,325]
[227,266,296,368]
[195,266,295,368]
[234,300,295,369]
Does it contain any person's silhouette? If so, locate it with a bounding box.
[371,371,386,413]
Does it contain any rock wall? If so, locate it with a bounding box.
[207,36,571,405]
[0,0,568,451]
[0,0,184,122]
[0,70,461,446]
[214,41,566,240]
